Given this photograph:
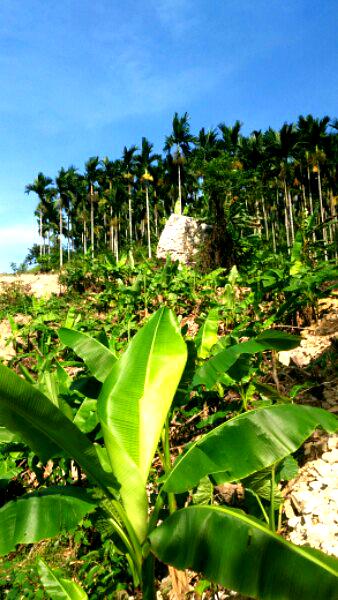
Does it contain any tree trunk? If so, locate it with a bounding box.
[128,183,133,243]
[39,209,43,256]
[271,221,277,253]
[67,215,70,261]
[154,202,158,238]
[146,186,152,259]
[59,199,63,268]
[287,188,295,245]
[307,165,316,245]
[261,195,269,241]
[103,211,107,247]
[317,165,328,260]
[178,163,182,215]
[90,184,95,258]
[283,179,291,252]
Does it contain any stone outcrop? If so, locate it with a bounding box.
[156,214,211,265]
[283,434,338,557]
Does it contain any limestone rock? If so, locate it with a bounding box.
[156,214,211,265]
[284,434,338,557]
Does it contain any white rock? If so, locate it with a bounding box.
[157,214,211,264]
[328,437,338,451]
[322,449,338,464]
[288,516,301,528]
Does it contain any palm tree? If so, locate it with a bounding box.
[25,173,53,256]
[164,112,194,214]
[264,124,298,250]
[84,157,101,257]
[298,115,330,257]
[121,146,138,244]
[136,138,160,258]
[55,167,77,268]
[100,157,124,261]
[218,120,242,157]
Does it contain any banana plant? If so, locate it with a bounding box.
[0,307,337,599]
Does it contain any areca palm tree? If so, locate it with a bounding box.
[164,112,195,214]
[218,120,242,157]
[136,138,160,258]
[264,124,298,250]
[100,157,125,260]
[55,167,78,267]
[298,115,330,257]
[25,173,53,256]
[84,157,101,257]
[121,145,138,244]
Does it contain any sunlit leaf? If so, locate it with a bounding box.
[164,404,337,493]
[98,307,187,541]
[59,328,117,383]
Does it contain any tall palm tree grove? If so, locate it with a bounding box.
[25,112,337,269]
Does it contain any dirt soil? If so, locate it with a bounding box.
[0,273,63,297]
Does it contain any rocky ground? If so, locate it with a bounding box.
[278,295,338,558]
[283,434,338,557]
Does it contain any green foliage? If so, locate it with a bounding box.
[150,505,338,600]
[0,305,337,599]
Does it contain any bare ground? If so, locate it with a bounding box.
[0,273,64,298]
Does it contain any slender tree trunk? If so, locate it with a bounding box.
[67,215,70,261]
[128,183,133,243]
[154,202,158,238]
[287,188,295,244]
[39,210,43,256]
[103,211,107,246]
[114,223,119,263]
[271,221,277,253]
[178,163,182,215]
[307,165,316,245]
[254,198,261,237]
[317,165,328,260]
[261,195,269,241]
[59,199,63,268]
[90,184,95,258]
[145,185,152,259]
[83,219,87,254]
[301,183,307,214]
[283,179,291,252]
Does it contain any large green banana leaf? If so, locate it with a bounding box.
[38,559,88,600]
[0,364,118,494]
[164,404,337,492]
[0,488,97,556]
[149,505,338,600]
[59,327,116,383]
[98,307,187,542]
[193,330,300,388]
[195,309,219,359]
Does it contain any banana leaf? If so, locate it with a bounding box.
[0,487,97,556]
[164,404,337,493]
[98,307,187,542]
[38,559,88,599]
[195,309,219,359]
[149,505,338,600]
[193,330,301,389]
[0,364,118,494]
[59,328,116,383]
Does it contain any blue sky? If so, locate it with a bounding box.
[0,0,337,272]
